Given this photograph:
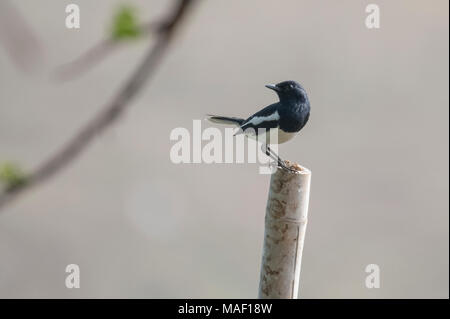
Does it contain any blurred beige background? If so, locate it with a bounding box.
[0,0,448,298]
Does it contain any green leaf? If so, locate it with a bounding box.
[111,6,141,41]
[0,161,27,191]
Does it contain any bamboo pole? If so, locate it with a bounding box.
[258,162,311,299]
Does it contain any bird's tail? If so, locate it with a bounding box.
[206,115,245,126]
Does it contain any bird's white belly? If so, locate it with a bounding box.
[244,127,297,144]
[274,128,297,144]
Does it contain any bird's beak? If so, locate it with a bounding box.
[265,84,280,92]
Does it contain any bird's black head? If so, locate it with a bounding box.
[265,80,308,104]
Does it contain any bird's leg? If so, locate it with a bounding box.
[262,144,295,172]
[266,145,290,170]
[268,146,298,172]
[262,144,279,167]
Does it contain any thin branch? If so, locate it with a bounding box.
[53,38,116,81]
[53,21,163,81]
[0,0,196,211]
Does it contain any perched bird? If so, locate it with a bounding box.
[207,80,310,171]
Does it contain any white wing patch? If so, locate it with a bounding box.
[246,110,280,126]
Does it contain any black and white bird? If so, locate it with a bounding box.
[207,80,310,171]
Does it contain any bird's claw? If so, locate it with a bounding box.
[278,161,298,173]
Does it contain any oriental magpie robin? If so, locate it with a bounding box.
[207,80,310,171]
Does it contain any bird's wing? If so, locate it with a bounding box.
[238,103,280,135]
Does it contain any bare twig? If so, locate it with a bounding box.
[0,0,196,210]
[53,21,163,81]
[53,38,116,81]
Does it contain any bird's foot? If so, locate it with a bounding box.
[277,160,298,173]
